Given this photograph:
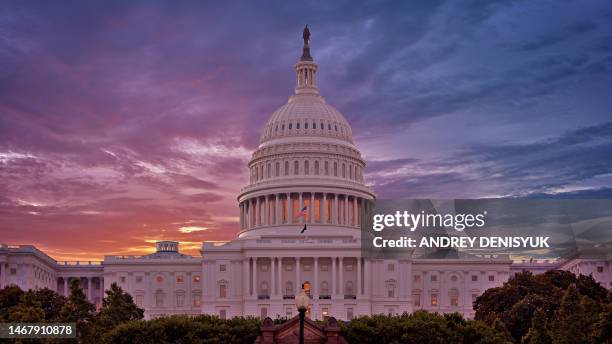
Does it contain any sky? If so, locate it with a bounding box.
[1,0,611,260]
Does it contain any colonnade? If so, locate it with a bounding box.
[240,192,362,230]
[243,257,368,300]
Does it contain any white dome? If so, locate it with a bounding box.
[260,93,353,144]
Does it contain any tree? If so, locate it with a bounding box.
[521,308,552,344]
[31,287,66,321]
[8,290,45,322]
[96,283,144,330]
[59,279,96,342]
[591,292,612,344]
[0,285,24,321]
[551,285,592,344]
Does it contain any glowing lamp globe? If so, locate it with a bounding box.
[294,289,309,311]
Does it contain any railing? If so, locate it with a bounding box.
[344,294,356,299]
[258,294,270,300]
[57,261,103,266]
[283,294,295,299]
[318,295,331,299]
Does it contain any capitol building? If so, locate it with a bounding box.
[1,32,610,321]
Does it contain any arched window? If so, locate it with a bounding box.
[297,122,300,129]
[285,161,289,176]
[328,124,331,130]
[320,122,324,130]
[285,281,293,296]
[314,161,319,175]
[324,161,329,175]
[267,163,271,178]
[313,121,316,130]
[289,122,292,130]
[294,161,299,175]
[335,125,338,132]
[260,165,263,180]
[342,163,346,178]
[305,122,308,129]
[334,162,338,176]
[305,160,309,175]
[275,162,280,177]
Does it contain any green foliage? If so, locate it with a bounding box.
[101,315,262,344]
[96,283,144,330]
[474,270,608,342]
[340,311,512,344]
[59,279,96,342]
[8,290,45,322]
[0,285,25,321]
[521,308,552,344]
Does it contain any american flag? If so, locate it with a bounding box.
[297,205,307,218]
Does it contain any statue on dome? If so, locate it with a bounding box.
[303,25,310,45]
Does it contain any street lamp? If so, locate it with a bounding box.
[294,288,309,344]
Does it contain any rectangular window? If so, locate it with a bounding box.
[136,276,143,283]
[472,275,478,282]
[387,264,395,272]
[488,275,494,282]
[431,275,437,282]
[431,294,438,306]
[286,307,293,317]
[219,309,227,319]
[413,294,421,307]
[260,307,267,319]
[451,295,459,306]
[347,307,354,320]
[414,275,421,283]
[193,294,201,307]
[135,295,143,307]
[176,294,185,307]
[472,294,478,303]
[177,275,184,283]
[10,268,16,275]
[219,284,227,298]
[597,266,604,273]
[219,264,226,272]
[120,276,126,283]
[193,275,201,282]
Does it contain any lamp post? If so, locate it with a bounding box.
[294,288,309,344]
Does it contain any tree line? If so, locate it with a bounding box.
[0,270,610,343]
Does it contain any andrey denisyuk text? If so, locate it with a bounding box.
[370,211,550,249]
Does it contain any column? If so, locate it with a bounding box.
[87,277,92,301]
[339,258,344,297]
[100,277,104,301]
[332,258,336,296]
[275,194,280,225]
[299,193,303,224]
[254,198,259,227]
[354,197,358,226]
[322,193,328,225]
[310,193,314,223]
[333,194,338,225]
[252,258,258,296]
[278,258,283,296]
[295,258,300,292]
[344,196,348,226]
[271,257,276,296]
[357,258,362,296]
[243,259,250,296]
[247,201,252,228]
[287,193,292,224]
[264,195,269,226]
[64,278,68,296]
[314,258,319,297]
[364,260,370,295]
[239,203,243,229]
